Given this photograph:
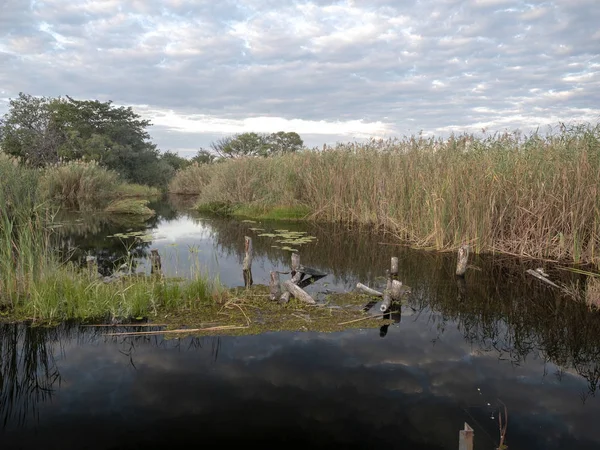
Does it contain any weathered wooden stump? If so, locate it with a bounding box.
[390,256,399,278]
[150,249,162,276]
[456,244,470,277]
[283,280,316,305]
[243,236,253,287]
[459,422,474,450]
[380,270,393,313]
[269,271,282,301]
[356,283,383,297]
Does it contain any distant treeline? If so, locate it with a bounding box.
[0,92,306,188]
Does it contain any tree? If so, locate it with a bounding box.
[0,93,63,166]
[161,150,191,171]
[0,93,169,187]
[209,131,304,159]
[191,149,217,164]
[265,131,303,154]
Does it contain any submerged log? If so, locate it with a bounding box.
[526,268,560,289]
[283,279,316,305]
[380,271,393,313]
[150,249,162,276]
[243,236,253,287]
[270,271,282,301]
[356,283,383,297]
[390,257,399,278]
[456,244,470,277]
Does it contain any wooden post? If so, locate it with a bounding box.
[380,270,393,313]
[283,280,316,304]
[291,253,301,275]
[459,422,474,450]
[390,279,403,301]
[86,255,98,278]
[390,257,399,278]
[456,244,470,277]
[243,236,253,287]
[269,271,281,301]
[150,249,162,276]
[356,283,383,297]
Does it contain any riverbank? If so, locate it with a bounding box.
[173,124,600,266]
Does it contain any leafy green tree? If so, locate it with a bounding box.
[191,149,217,164]
[161,150,191,171]
[265,131,303,154]
[0,93,63,166]
[209,131,303,159]
[0,93,170,187]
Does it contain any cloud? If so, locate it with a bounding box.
[0,0,599,152]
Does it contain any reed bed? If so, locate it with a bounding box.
[192,124,600,265]
[1,153,222,320]
[168,162,213,195]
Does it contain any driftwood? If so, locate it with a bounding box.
[390,257,399,278]
[283,280,316,305]
[243,236,253,287]
[150,249,162,276]
[380,271,393,312]
[356,283,383,297]
[456,244,470,277]
[269,271,282,301]
[526,268,560,289]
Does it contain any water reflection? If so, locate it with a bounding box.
[5,197,597,448]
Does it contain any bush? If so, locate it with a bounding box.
[39,160,119,210]
[168,163,213,195]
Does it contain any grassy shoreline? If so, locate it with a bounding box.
[171,124,600,266]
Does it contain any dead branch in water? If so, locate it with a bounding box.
[105,325,247,337]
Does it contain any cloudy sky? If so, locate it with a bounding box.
[1,0,599,156]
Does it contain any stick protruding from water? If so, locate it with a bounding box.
[456,244,470,277]
[390,256,399,278]
[243,236,253,287]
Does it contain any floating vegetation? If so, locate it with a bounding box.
[254,228,317,248]
[241,220,257,223]
[249,227,264,231]
[107,230,154,242]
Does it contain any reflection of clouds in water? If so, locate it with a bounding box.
[151,217,212,242]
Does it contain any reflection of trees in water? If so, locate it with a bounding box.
[0,322,220,428]
[188,213,414,288]
[0,323,64,427]
[404,257,600,398]
[50,205,180,276]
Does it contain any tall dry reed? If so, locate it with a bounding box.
[168,163,213,195]
[193,124,600,265]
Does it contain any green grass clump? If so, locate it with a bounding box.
[38,160,120,210]
[116,183,161,198]
[188,123,600,266]
[168,163,213,195]
[104,199,156,215]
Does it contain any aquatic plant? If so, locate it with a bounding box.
[192,123,600,266]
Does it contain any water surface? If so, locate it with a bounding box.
[2,198,600,449]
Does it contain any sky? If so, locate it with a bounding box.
[1,0,599,156]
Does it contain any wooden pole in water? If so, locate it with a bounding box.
[150,249,162,276]
[269,271,281,301]
[291,253,301,275]
[456,244,470,277]
[390,257,399,278]
[243,236,253,287]
[458,422,474,450]
[390,279,403,301]
[380,270,393,313]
